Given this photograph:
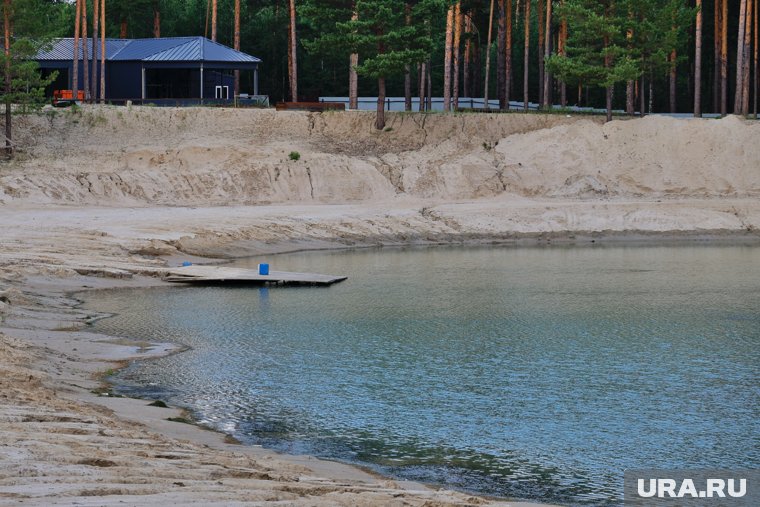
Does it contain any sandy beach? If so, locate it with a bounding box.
[1,107,758,506]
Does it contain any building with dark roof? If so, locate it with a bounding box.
[35,37,262,104]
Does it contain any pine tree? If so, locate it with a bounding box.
[289,0,297,101]
[483,0,494,108]
[546,0,638,121]
[318,0,433,127]
[694,0,702,117]
[2,0,57,156]
[443,3,453,111]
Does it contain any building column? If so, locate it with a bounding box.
[141,65,146,100]
[200,64,204,100]
[253,67,259,96]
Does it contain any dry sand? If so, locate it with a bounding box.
[0,107,758,506]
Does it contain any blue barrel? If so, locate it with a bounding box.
[182,261,193,267]
[258,263,269,275]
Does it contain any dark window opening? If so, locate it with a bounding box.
[145,68,198,99]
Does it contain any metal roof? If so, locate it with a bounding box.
[35,37,261,64]
[35,38,129,61]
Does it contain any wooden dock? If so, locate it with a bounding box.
[165,265,347,286]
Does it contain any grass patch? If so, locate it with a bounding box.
[288,151,301,161]
[148,400,169,408]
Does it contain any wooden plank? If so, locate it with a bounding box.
[165,265,347,286]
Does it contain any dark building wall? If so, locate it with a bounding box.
[204,70,235,99]
[107,62,142,100]
[37,60,255,102]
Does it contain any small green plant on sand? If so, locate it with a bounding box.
[288,151,301,161]
[148,400,168,408]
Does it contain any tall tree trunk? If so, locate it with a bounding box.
[404,65,412,111]
[542,0,551,109]
[4,0,12,155]
[755,0,758,118]
[211,0,217,41]
[376,77,385,129]
[669,49,676,113]
[473,37,481,103]
[287,11,292,101]
[82,0,89,102]
[721,0,728,115]
[559,0,566,107]
[426,58,432,110]
[120,16,127,38]
[740,0,753,114]
[452,2,462,109]
[464,12,472,99]
[694,0,702,116]
[100,0,105,102]
[418,62,426,111]
[735,0,748,114]
[604,31,612,122]
[714,0,721,113]
[640,75,646,116]
[73,0,81,98]
[484,0,495,109]
[205,0,210,38]
[288,0,298,101]
[92,0,99,101]
[153,1,160,37]
[443,5,454,111]
[349,8,358,109]
[523,0,530,111]
[404,3,412,111]
[505,0,512,108]
[537,0,544,107]
[349,51,358,108]
[234,0,240,97]
[626,20,634,115]
[496,0,505,108]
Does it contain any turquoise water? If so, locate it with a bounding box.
[85,245,760,506]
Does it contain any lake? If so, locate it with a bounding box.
[84,244,760,506]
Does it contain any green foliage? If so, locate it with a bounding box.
[304,0,438,81]
[546,0,639,90]
[288,150,300,160]
[1,39,56,113]
[1,0,61,114]
[547,0,696,90]
[626,0,697,79]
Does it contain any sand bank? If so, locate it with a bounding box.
[1,108,759,505]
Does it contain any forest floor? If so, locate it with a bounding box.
[0,106,758,506]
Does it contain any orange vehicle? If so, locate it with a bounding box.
[52,89,85,107]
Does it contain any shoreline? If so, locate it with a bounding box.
[1,243,565,507]
[2,234,757,506]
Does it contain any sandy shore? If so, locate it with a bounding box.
[1,108,759,506]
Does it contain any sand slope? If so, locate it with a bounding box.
[3,108,757,206]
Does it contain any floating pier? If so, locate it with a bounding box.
[165,265,347,286]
